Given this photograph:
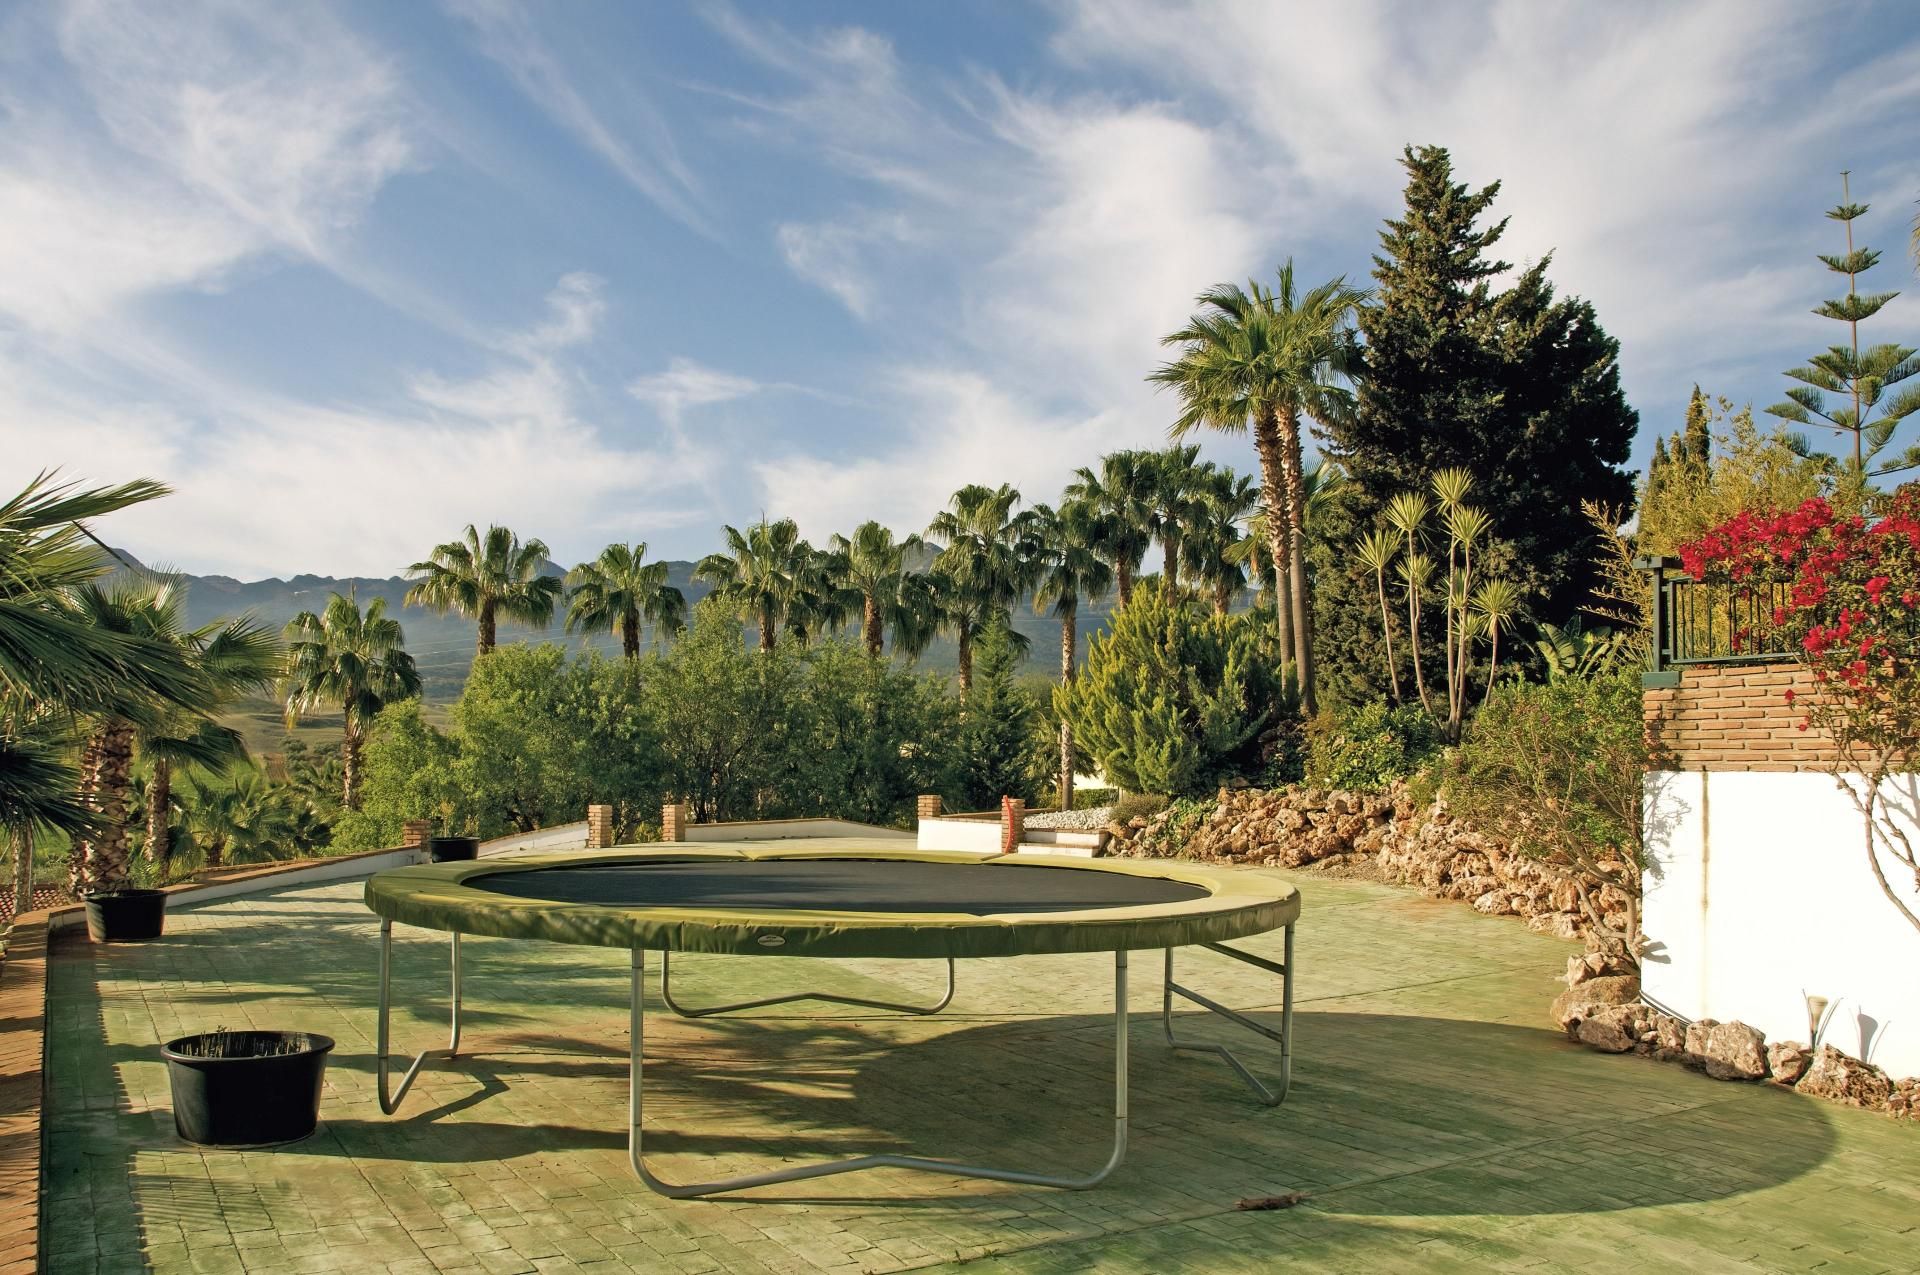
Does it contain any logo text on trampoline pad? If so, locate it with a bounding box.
[756,934,785,947]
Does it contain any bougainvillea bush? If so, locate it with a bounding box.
[1680,485,1920,934]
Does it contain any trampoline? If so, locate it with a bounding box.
[364,843,1300,1198]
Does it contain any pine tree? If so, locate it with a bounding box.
[955,623,1040,810]
[1311,146,1637,701]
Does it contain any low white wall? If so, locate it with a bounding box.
[1643,769,1920,1076]
[917,815,1003,854]
[481,821,589,856]
[683,819,907,843]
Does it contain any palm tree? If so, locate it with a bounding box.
[407,525,562,656]
[187,770,295,869]
[565,542,686,658]
[827,521,926,656]
[1153,260,1367,714]
[1183,468,1258,615]
[1066,451,1157,607]
[1031,500,1113,809]
[925,484,1039,694]
[1147,445,1209,591]
[1354,528,1403,702]
[695,518,814,652]
[282,593,421,810]
[786,542,859,645]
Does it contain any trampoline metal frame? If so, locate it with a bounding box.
[373,919,1294,1195]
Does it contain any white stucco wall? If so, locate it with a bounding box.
[1643,769,1920,1077]
[917,815,1004,854]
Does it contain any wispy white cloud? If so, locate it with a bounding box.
[775,213,915,318]
[628,357,762,428]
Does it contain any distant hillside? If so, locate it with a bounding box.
[111,551,1118,702]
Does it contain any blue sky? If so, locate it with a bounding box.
[2,0,1917,578]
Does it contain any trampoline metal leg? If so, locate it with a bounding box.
[1162,925,1293,1106]
[628,947,1129,1198]
[657,950,956,1018]
[377,920,462,1115]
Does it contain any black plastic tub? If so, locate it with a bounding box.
[83,888,167,943]
[162,1031,335,1147]
[429,836,479,862]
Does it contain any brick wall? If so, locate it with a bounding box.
[1643,663,1837,771]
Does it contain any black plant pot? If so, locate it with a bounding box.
[162,1031,335,1147]
[429,836,478,862]
[84,888,167,943]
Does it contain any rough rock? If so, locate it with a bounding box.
[1572,1004,1648,1053]
[1685,1020,1768,1081]
[1550,976,1640,1030]
[1795,1045,1894,1110]
[1766,1041,1811,1087]
[1889,1077,1918,1121]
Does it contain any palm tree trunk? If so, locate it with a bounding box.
[1162,538,1179,590]
[1213,579,1231,616]
[864,595,883,657]
[207,835,225,870]
[1253,410,1307,707]
[1277,414,1316,715]
[1375,566,1402,703]
[758,612,777,653]
[11,824,33,920]
[621,611,641,659]
[478,600,497,655]
[342,719,363,811]
[69,732,102,895]
[81,720,135,894]
[1116,559,1134,608]
[957,625,974,698]
[145,757,172,866]
[1059,609,1076,812]
[1275,543,1295,670]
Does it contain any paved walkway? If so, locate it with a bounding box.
[43,869,1919,1273]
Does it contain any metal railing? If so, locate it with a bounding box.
[1637,556,1797,683]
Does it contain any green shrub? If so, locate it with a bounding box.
[1306,702,1443,791]
[1132,795,1214,858]
[1056,580,1297,797]
[1109,792,1168,825]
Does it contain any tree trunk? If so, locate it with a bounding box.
[1277,411,1316,714]
[1059,610,1076,811]
[957,625,974,698]
[1213,579,1231,616]
[621,610,640,659]
[342,719,363,811]
[1375,566,1402,703]
[1162,537,1179,590]
[10,824,33,921]
[863,594,883,656]
[80,720,135,894]
[478,600,497,655]
[1275,542,1295,672]
[1252,410,1307,708]
[145,757,172,867]
[1116,559,1133,608]
[207,835,224,870]
[758,612,777,653]
[69,732,103,896]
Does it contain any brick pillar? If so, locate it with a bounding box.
[586,804,614,849]
[916,794,943,822]
[662,802,688,843]
[401,819,432,853]
[1000,797,1025,855]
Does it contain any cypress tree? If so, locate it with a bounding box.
[1313,146,1637,700]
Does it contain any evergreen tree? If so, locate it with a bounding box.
[955,623,1040,809]
[1312,145,1637,701]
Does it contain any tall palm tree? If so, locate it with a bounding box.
[925,484,1039,694]
[565,542,686,658]
[1066,451,1157,607]
[1182,468,1258,615]
[1147,444,1210,591]
[695,518,816,652]
[787,542,859,645]
[828,521,926,656]
[1153,260,1367,714]
[282,593,421,810]
[407,524,562,656]
[1031,500,1113,810]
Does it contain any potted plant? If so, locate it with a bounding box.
[161,1029,335,1146]
[429,835,478,862]
[83,887,168,943]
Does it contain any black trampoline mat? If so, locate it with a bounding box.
[469,858,1210,915]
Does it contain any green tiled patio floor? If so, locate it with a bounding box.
[43,870,1919,1273]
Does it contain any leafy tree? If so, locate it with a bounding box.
[826,521,926,657]
[407,524,562,656]
[1314,145,1637,703]
[1143,444,1211,590]
[1765,175,1919,481]
[334,700,464,850]
[1030,499,1113,809]
[1153,261,1367,714]
[565,542,685,658]
[1635,393,1836,558]
[695,518,814,652]
[954,623,1041,810]
[184,769,319,868]
[925,484,1039,694]
[282,592,421,810]
[1057,580,1296,796]
[1066,450,1157,607]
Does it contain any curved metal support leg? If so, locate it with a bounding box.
[1162,926,1293,1107]
[629,948,1129,1197]
[658,951,956,1019]
[376,921,462,1115]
